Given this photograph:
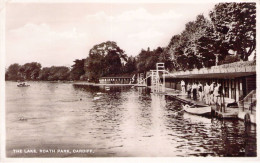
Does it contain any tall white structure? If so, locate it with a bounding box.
[151,63,166,92]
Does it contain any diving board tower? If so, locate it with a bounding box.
[137,73,146,86]
[151,63,166,92]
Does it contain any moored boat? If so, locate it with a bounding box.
[182,104,211,116]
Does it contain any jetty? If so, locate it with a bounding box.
[163,87,257,123]
[73,82,136,87]
[166,91,238,119]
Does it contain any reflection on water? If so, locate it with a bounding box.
[6,82,256,157]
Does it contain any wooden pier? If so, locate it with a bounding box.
[164,89,239,120]
[165,89,208,106]
[210,104,238,119]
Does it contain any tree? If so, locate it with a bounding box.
[70,59,85,80]
[158,49,174,71]
[166,35,184,70]
[166,14,229,70]
[38,67,51,80]
[38,66,70,81]
[136,47,163,72]
[182,15,219,69]
[104,50,123,75]
[166,15,209,70]
[136,49,149,72]
[196,23,228,67]
[48,66,70,81]
[210,3,256,61]
[145,47,162,70]
[123,56,137,73]
[84,41,127,82]
[19,62,42,80]
[5,63,21,81]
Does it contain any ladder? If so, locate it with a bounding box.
[137,73,145,85]
[137,73,151,86]
[151,63,166,92]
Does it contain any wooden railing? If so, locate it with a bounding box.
[239,90,256,113]
[166,61,256,77]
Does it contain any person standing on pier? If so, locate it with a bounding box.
[187,83,191,98]
[204,83,210,104]
[209,82,215,104]
[198,82,203,101]
[192,82,198,100]
[181,80,186,94]
[213,83,220,104]
[216,83,223,105]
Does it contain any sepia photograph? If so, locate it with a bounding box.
[1,0,259,161]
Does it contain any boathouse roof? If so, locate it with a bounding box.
[165,61,256,79]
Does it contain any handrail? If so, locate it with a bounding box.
[137,74,151,85]
[129,74,135,84]
[239,89,256,113]
[241,90,256,102]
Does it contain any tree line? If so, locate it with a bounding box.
[165,3,256,71]
[5,60,85,81]
[5,3,256,82]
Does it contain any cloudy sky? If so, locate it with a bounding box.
[6,2,216,67]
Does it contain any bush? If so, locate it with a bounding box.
[219,55,240,65]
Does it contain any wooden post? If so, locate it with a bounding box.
[242,100,244,111]
[223,93,226,113]
[236,79,239,102]
[219,96,221,112]
[251,94,253,114]
[229,79,232,99]
[219,94,222,112]
[163,70,165,92]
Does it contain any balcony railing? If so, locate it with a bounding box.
[166,61,256,77]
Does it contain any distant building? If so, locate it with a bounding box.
[99,76,133,84]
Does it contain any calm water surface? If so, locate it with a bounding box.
[6,81,257,157]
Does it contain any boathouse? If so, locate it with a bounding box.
[99,76,133,84]
[163,60,256,123]
[164,61,256,102]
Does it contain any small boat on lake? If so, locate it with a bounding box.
[17,82,30,87]
[97,92,105,95]
[182,104,211,116]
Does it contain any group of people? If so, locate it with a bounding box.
[181,80,223,105]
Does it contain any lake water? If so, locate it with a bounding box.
[5,81,257,157]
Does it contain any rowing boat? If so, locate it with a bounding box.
[182,104,211,116]
[17,82,30,87]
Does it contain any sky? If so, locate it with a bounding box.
[5,2,217,67]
